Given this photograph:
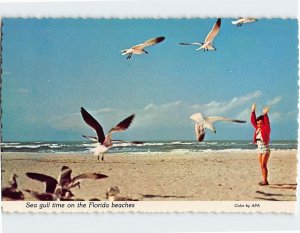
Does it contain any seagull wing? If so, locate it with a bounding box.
[69,173,108,188]
[26,172,58,193]
[112,139,144,144]
[133,36,165,49]
[190,113,205,123]
[204,18,221,43]
[80,107,105,144]
[82,135,98,141]
[142,36,165,48]
[179,42,202,46]
[108,114,135,134]
[206,116,247,124]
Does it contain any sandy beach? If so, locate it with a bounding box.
[1,150,297,201]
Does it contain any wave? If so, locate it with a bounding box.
[1,140,297,154]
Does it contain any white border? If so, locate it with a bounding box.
[0,0,299,233]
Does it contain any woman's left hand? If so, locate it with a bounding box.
[263,106,269,115]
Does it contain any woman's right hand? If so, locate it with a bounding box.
[251,103,256,112]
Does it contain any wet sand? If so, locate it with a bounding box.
[1,150,297,201]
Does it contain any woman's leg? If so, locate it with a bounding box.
[261,152,270,184]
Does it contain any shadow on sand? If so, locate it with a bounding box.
[140,194,189,199]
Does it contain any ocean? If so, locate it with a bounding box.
[1,140,297,154]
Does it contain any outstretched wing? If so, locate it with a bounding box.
[108,114,135,134]
[82,135,98,141]
[26,172,58,193]
[133,36,165,49]
[179,42,202,46]
[204,18,221,43]
[206,116,246,124]
[190,113,205,123]
[142,36,165,48]
[69,173,108,188]
[80,107,105,144]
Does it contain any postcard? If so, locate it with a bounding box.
[0,16,297,213]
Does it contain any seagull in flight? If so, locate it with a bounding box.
[190,112,246,142]
[231,18,257,27]
[2,174,24,200]
[179,18,221,51]
[25,166,108,200]
[121,36,165,59]
[81,107,136,161]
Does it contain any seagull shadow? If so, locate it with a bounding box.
[270,183,297,190]
[254,197,280,201]
[255,190,296,200]
[255,190,284,197]
[140,194,189,199]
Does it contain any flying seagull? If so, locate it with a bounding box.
[190,112,246,142]
[26,166,108,198]
[81,107,136,161]
[2,174,24,200]
[179,18,221,51]
[231,18,257,27]
[121,36,165,59]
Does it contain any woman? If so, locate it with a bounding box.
[250,103,271,186]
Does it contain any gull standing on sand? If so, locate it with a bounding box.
[106,186,139,201]
[121,36,165,59]
[190,112,246,142]
[231,18,257,27]
[179,18,221,51]
[25,166,108,200]
[2,174,24,200]
[81,107,135,161]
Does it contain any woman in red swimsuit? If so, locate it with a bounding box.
[250,103,271,186]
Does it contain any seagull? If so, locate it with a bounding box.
[231,18,257,27]
[81,107,136,161]
[26,166,108,198]
[2,174,24,200]
[121,36,165,59]
[179,18,221,51]
[190,112,246,142]
[106,186,139,201]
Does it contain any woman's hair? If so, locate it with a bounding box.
[256,115,264,122]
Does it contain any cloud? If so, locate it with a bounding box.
[134,91,263,128]
[267,96,282,106]
[236,96,283,123]
[269,111,282,122]
[49,107,129,133]
[49,90,283,132]
[192,90,262,115]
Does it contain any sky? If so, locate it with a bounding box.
[1,18,298,141]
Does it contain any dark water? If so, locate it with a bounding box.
[1,140,297,154]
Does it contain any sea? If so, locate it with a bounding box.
[1,140,297,154]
